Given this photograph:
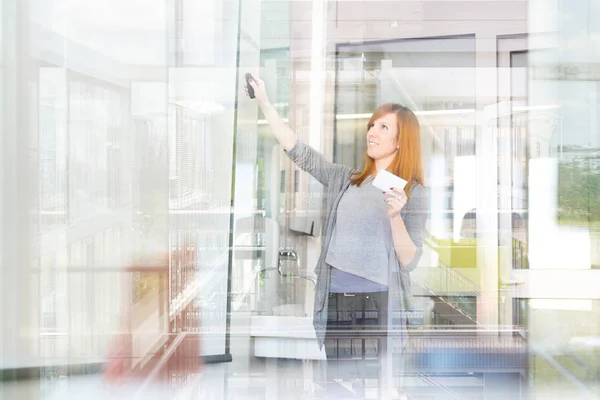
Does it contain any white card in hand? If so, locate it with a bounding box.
[372,169,408,191]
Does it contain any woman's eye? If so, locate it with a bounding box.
[368,124,374,129]
[381,125,388,130]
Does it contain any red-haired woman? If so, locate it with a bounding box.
[246,77,428,398]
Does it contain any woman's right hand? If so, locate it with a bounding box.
[245,76,269,106]
[244,74,297,151]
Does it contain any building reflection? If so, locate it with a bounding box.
[0,0,599,399]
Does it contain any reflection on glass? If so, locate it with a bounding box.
[0,0,599,399]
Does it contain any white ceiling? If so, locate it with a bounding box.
[30,0,170,65]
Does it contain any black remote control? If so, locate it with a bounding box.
[245,73,255,99]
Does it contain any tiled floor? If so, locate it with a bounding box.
[1,360,596,400]
[1,359,408,400]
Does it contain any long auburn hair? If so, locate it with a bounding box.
[350,103,424,200]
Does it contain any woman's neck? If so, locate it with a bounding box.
[375,157,393,173]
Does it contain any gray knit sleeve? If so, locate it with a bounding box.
[400,183,429,272]
[284,139,350,186]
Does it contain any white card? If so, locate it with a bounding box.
[372,169,408,191]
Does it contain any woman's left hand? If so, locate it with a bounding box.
[384,187,408,218]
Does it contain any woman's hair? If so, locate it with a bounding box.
[350,103,424,199]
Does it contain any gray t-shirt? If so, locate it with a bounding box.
[325,177,395,288]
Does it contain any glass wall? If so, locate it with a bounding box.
[524,0,600,397]
[1,0,599,399]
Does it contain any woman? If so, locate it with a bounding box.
[246,77,428,398]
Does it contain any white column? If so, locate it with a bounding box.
[475,28,500,331]
[308,0,326,152]
[0,0,40,381]
[475,105,500,329]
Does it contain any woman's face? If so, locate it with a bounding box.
[366,112,399,161]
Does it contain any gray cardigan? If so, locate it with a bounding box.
[285,140,428,350]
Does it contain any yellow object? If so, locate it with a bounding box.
[429,238,479,269]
